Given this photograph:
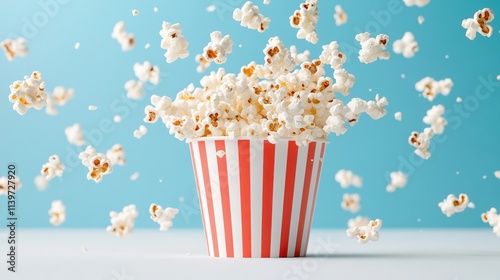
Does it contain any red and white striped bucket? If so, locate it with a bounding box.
[188,137,327,258]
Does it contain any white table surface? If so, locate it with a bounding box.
[0,229,498,280]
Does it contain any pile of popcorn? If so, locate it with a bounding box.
[1,37,28,61]
[462,8,495,40]
[346,218,383,244]
[290,0,319,44]
[482,208,500,237]
[149,203,179,231]
[415,77,453,102]
[8,71,47,115]
[49,200,66,226]
[111,21,135,51]
[106,204,138,238]
[438,193,469,217]
[79,146,114,183]
[160,22,189,63]
[144,36,388,145]
[408,105,448,159]
[335,169,362,188]
[233,1,270,33]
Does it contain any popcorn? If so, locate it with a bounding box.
[106,204,138,238]
[438,193,469,217]
[8,71,47,115]
[341,193,360,213]
[423,104,447,134]
[408,127,434,159]
[346,219,382,244]
[41,155,65,181]
[196,54,211,73]
[106,144,126,166]
[334,5,348,26]
[79,146,113,183]
[130,172,139,181]
[290,45,310,65]
[260,37,296,79]
[160,22,189,63]
[386,171,407,192]
[393,32,419,58]
[355,32,390,64]
[144,95,173,123]
[34,175,49,191]
[133,61,160,84]
[456,97,462,103]
[145,43,150,49]
[132,9,139,16]
[149,203,179,231]
[335,169,362,188]
[0,175,22,196]
[233,1,270,33]
[111,21,135,51]
[481,208,500,237]
[45,86,74,115]
[495,171,500,179]
[290,0,319,44]
[415,77,453,101]
[1,37,28,61]
[394,111,402,121]
[88,105,97,111]
[202,31,233,65]
[403,0,430,7]
[113,115,122,123]
[74,42,80,49]
[319,41,346,70]
[206,5,216,12]
[125,80,144,100]
[418,16,425,24]
[348,216,370,229]
[332,69,355,96]
[154,7,158,13]
[65,123,85,146]
[48,200,66,226]
[462,8,494,40]
[134,125,148,139]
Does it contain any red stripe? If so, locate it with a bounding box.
[304,143,326,255]
[294,142,317,257]
[198,141,219,257]
[189,143,210,255]
[279,141,299,257]
[238,140,252,258]
[261,140,276,257]
[215,140,234,257]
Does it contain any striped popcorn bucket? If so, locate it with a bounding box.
[187,137,327,258]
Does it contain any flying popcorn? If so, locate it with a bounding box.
[195,54,211,73]
[8,71,47,115]
[341,193,360,213]
[334,5,348,26]
[263,0,270,4]
[289,45,310,65]
[408,127,434,159]
[1,37,28,61]
[132,9,139,16]
[415,77,453,101]
[34,175,49,191]
[159,22,189,63]
[290,0,319,44]
[482,208,500,237]
[65,123,85,146]
[106,204,138,238]
[355,32,390,64]
[144,95,173,123]
[394,111,402,121]
[49,200,66,226]
[418,16,425,24]
[79,146,113,183]
[386,171,407,192]
[423,104,447,134]
[260,36,296,79]
[403,0,430,7]
[393,32,419,58]
[462,8,494,40]
[348,216,370,229]
[319,41,346,69]
[134,125,148,139]
[233,1,271,33]
[130,172,140,181]
[438,193,470,217]
[346,219,382,244]
[106,144,126,166]
[0,176,22,196]
[335,169,362,188]
[111,21,135,51]
[202,31,233,64]
[133,61,160,85]
[45,86,75,115]
[332,68,355,96]
[40,155,65,181]
[149,203,179,231]
[125,80,144,100]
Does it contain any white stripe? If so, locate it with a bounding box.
[287,144,308,257]
[226,140,242,257]
[269,141,288,257]
[250,140,264,257]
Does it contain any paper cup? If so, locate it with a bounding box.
[187,137,327,258]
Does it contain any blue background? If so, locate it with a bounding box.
[0,0,499,229]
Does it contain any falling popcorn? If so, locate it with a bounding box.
[125,80,144,100]
[134,125,148,139]
[206,5,216,12]
[481,208,500,237]
[408,127,434,159]
[418,16,425,24]
[263,0,270,4]
[41,155,65,181]
[423,105,447,134]
[233,1,270,33]
[106,204,138,238]
[333,5,347,26]
[134,61,160,85]
[393,32,419,58]
[415,77,453,101]
[289,45,310,65]
[290,0,319,44]
[348,216,370,229]
[332,68,356,96]
[0,176,22,196]
[49,200,66,226]
[106,144,126,166]
[130,172,140,181]
[319,41,346,70]
[341,193,360,213]
[111,21,135,51]
[149,203,179,231]
[113,115,122,123]
[462,8,494,40]
[355,32,390,64]
[202,31,233,64]
[159,22,189,63]
[346,219,382,244]
[438,193,469,217]
[34,175,49,191]
[494,171,500,179]
[1,37,28,61]
[88,105,97,111]
[386,171,407,192]
[79,146,113,183]
[8,71,47,115]
[335,169,362,188]
[403,0,430,7]
[195,54,211,73]
[132,9,139,16]
[394,111,402,121]
[65,123,85,146]
[45,86,75,115]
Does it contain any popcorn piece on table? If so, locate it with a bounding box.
[386,171,407,192]
[150,203,179,231]
[319,41,346,70]
[355,32,390,64]
[125,80,144,100]
[233,1,270,33]
[79,146,113,183]
[8,71,47,115]
[393,32,419,58]
[403,0,430,7]
[34,175,49,191]
[346,219,382,244]
[289,45,310,66]
[1,37,28,61]
[111,21,135,51]
[438,193,469,217]
[196,54,211,73]
[65,123,85,146]
[335,169,362,188]
[159,22,189,63]
[0,175,22,196]
[408,127,434,159]
[41,155,65,181]
[49,200,66,226]
[462,8,494,40]
[106,144,126,166]
[334,5,347,26]
[423,104,447,134]
[482,208,500,237]
[348,216,370,229]
[394,111,402,121]
[290,0,319,44]
[341,193,360,213]
[134,61,160,85]
[134,125,148,139]
[106,204,138,238]
[202,31,233,64]
[415,77,453,101]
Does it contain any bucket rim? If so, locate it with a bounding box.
[185,136,329,144]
